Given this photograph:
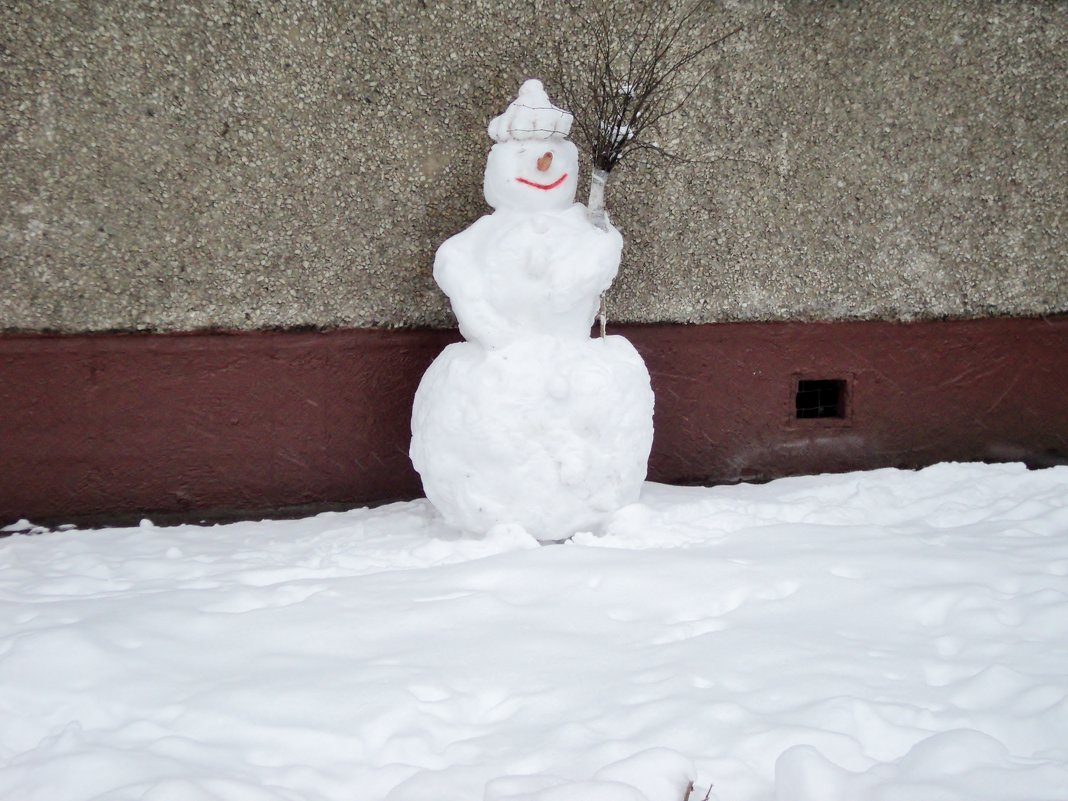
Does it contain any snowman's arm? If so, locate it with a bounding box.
[432,232,473,299]
[449,290,513,347]
[567,224,624,298]
[446,282,518,348]
[433,227,514,347]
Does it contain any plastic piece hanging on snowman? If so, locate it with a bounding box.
[410,79,654,542]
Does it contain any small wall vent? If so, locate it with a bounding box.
[796,379,847,419]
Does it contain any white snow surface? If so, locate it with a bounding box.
[2,462,1068,801]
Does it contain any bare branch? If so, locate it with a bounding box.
[559,1,750,173]
[548,0,764,333]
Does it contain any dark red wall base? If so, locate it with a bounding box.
[3,317,1066,526]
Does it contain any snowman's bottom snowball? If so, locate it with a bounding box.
[410,335,654,541]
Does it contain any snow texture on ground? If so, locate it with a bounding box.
[2,462,1067,801]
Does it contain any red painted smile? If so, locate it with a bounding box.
[516,173,568,191]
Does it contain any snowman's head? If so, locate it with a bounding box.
[484,138,579,212]
[483,79,579,213]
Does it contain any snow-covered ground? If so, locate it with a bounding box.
[2,462,1067,801]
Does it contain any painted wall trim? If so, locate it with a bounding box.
[3,317,1066,526]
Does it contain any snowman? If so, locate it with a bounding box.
[410,79,654,542]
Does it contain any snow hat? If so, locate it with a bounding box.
[487,79,573,143]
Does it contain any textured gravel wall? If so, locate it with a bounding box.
[1,1,1065,332]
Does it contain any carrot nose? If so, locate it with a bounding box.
[537,152,553,172]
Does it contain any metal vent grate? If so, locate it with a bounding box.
[796,379,847,419]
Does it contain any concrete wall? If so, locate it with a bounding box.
[2,0,1065,333]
